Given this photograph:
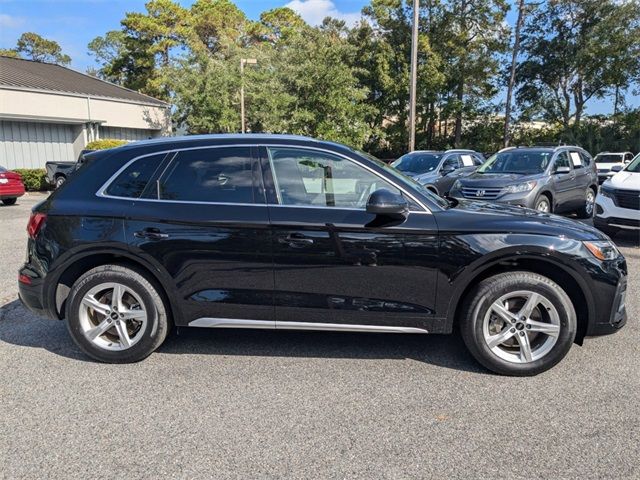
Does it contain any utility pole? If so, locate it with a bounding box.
[408,0,419,152]
[503,0,526,147]
[240,58,257,133]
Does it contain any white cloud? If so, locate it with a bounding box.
[285,0,361,27]
[0,14,25,29]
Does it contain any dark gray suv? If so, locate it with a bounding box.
[449,146,598,217]
[391,149,485,196]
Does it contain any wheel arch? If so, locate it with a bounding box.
[446,254,594,344]
[47,248,182,325]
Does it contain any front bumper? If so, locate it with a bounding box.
[594,195,640,230]
[587,274,627,336]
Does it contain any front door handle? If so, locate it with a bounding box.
[279,233,314,246]
[134,228,169,240]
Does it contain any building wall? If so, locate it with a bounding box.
[100,126,160,141]
[0,120,76,169]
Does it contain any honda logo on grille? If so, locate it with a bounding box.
[476,189,486,197]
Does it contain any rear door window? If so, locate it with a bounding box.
[105,153,167,198]
[158,147,256,203]
[569,151,584,169]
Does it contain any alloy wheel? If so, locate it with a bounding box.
[585,189,595,216]
[78,282,148,351]
[482,290,561,364]
[536,198,550,213]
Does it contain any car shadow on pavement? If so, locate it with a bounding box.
[0,298,487,374]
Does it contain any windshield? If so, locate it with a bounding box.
[477,150,552,175]
[391,153,442,174]
[626,154,640,173]
[594,154,624,163]
[0,166,6,173]
[356,149,450,209]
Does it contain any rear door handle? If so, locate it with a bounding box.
[134,228,169,240]
[279,233,314,246]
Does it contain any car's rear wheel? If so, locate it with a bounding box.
[460,271,576,376]
[2,198,17,205]
[55,176,66,188]
[576,188,596,218]
[534,194,551,213]
[66,264,170,363]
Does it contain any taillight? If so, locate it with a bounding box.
[27,212,46,239]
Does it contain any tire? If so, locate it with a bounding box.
[534,194,551,213]
[55,176,66,188]
[576,188,596,219]
[2,198,17,205]
[460,271,576,376]
[65,264,170,363]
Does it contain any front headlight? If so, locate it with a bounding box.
[504,181,537,194]
[600,183,614,199]
[452,180,462,191]
[584,241,619,261]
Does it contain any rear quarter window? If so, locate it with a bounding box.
[105,153,167,198]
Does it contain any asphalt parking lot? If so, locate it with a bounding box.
[1,193,639,479]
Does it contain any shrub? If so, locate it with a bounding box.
[14,169,50,191]
[85,139,127,150]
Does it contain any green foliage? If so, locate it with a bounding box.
[13,169,50,192]
[85,139,127,150]
[15,32,71,65]
[0,48,21,58]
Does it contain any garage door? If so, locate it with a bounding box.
[0,121,76,169]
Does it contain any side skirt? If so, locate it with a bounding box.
[188,318,428,334]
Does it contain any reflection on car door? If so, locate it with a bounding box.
[125,145,275,326]
[261,146,440,332]
[437,155,462,196]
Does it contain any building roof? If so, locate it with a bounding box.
[0,56,169,107]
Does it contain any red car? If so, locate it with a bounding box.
[0,166,25,205]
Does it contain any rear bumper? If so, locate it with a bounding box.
[18,267,57,320]
[0,185,25,199]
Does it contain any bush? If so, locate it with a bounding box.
[14,169,50,191]
[85,139,127,150]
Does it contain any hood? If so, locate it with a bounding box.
[596,162,625,171]
[438,199,607,241]
[457,172,542,188]
[412,171,440,183]
[609,171,640,190]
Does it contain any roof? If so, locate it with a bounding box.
[0,56,168,107]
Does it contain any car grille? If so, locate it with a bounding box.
[611,189,640,210]
[461,187,503,199]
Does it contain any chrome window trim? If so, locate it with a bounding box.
[96,143,432,213]
[189,317,429,334]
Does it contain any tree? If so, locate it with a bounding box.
[503,0,527,147]
[88,31,129,83]
[15,32,71,65]
[517,0,640,129]
[0,48,21,58]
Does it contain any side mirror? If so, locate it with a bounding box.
[555,166,571,174]
[441,166,455,175]
[611,165,624,172]
[366,188,409,220]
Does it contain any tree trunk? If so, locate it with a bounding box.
[613,85,620,118]
[454,80,463,147]
[503,0,526,147]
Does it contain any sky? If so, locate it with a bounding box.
[0,0,636,115]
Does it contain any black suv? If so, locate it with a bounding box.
[19,135,627,375]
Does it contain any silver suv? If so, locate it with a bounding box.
[449,146,598,217]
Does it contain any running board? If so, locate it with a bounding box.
[188,318,428,334]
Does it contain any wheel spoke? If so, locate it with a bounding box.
[82,295,110,317]
[490,301,516,323]
[516,332,533,362]
[112,284,125,311]
[120,308,146,321]
[86,318,112,341]
[486,327,516,349]
[518,292,540,319]
[526,319,560,337]
[114,321,131,348]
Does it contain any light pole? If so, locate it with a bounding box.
[408,0,419,152]
[240,58,257,134]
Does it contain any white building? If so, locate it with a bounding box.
[0,56,171,169]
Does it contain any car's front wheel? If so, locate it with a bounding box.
[460,271,576,376]
[534,194,551,213]
[66,264,170,363]
[55,176,66,188]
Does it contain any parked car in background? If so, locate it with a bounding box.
[45,149,94,188]
[390,149,485,196]
[593,152,635,184]
[0,165,25,205]
[594,153,640,236]
[18,134,627,375]
[449,146,598,217]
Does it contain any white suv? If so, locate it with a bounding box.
[594,153,640,236]
[593,151,635,184]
